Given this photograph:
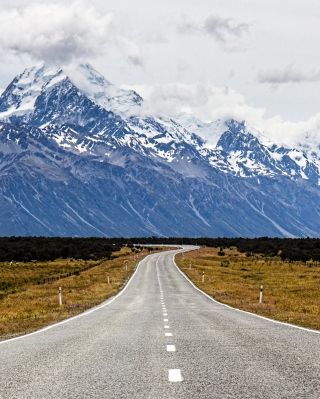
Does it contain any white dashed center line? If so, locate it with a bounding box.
[157,260,183,384]
[168,369,183,382]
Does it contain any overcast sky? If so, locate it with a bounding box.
[0,0,319,147]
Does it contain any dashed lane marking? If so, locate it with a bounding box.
[165,332,172,337]
[168,369,183,382]
[167,345,176,352]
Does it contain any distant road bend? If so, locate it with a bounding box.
[1,247,320,398]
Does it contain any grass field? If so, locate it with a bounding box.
[176,246,320,331]
[3,244,319,340]
[0,246,160,341]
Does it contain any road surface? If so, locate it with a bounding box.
[1,247,320,398]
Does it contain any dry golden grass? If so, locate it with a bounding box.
[176,247,320,330]
[0,247,164,341]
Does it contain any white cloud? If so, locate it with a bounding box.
[122,82,320,150]
[115,37,144,67]
[122,82,266,127]
[178,14,250,51]
[203,15,249,43]
[0,2,113,64]
[263,113,320,150]
[258,64,320,85]
[0,1,144,68]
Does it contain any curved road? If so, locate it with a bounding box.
[1,248,320,398]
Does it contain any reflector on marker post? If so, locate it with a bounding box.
[58,286,62,306]
[259,285,263,303]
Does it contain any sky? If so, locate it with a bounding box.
[0,0,320,147]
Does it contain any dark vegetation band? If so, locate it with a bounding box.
[0,236,320,263]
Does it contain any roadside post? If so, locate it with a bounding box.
[202,271,205,282]
[107,273,110,284]
[259,285,263,303]
[58,287,62,306]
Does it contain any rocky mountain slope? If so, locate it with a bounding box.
[0,63,320,237]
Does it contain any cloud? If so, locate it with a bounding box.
[122,82,266,127]
[258,64,320,85]
[122,82,320,151]
[0,2,114,64]
[261,113,320,151]
[203,15,249,43]
[178,14,250,51]
[116,37,144,67]
[0,1,143,67]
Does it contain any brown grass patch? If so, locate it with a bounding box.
[0,246,168,341]
[176,247,320,330]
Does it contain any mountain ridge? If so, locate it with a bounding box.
[0,63,320,237]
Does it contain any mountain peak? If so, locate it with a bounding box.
[1,63,320,237]
[64,62,143,112]
[0,62,143,123]
[0,63,66,121]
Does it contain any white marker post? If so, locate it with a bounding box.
[189,262,191,269]
[107,273,110,284]
[202,271,205,282]
[259,285,263,303]
[58,287,62,306]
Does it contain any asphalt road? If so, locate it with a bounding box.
[1,247,320,398]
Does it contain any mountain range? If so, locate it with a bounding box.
[0,63,320,237]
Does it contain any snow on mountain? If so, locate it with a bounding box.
[64,63,143,113]
[0,64,59,121]
[1,62,320,185]
[174,112,226,149]
[0,63,142,122]
[1,63,320,237]
[191,119,320,183]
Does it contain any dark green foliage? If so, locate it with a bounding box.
[0,236,319,263]
[0,237,121,262]
[117,236,320,263]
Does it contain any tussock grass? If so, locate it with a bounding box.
[0,247,161,341]
[176,247,320,330]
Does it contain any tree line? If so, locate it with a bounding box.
[124,236,320,262]
[0,237,122,262]
[0,236,319,263]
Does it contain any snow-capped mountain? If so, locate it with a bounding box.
[1,63,320,237]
